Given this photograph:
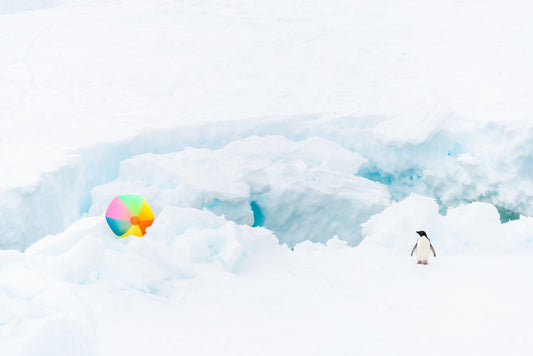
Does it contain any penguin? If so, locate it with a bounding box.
[410,231,436,265]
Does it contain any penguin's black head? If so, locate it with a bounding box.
[416,231,427,237]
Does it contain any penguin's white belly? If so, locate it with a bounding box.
[416,238,431,261]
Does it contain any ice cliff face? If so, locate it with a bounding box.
[3,116,533,250]
[89,136,390,247]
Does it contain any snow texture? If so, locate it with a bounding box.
[2,200,533,355]
[2,0,533,354]
[2,0,533,249]
[7,117,533,249]
[89,136,389,246]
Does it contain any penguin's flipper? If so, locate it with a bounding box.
[430,244,436,257]
[410,244,417,256]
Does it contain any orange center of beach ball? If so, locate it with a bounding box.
[130,216,140,225]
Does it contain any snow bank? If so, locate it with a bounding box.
[90,136,389,246]
[362,194,533,254]
[26,207,280,287]
[0,119,313,250]
[307,117,533,221]
[0,206,282,353]
[2,190,533,354]
[2,0,533,353]
[3,195,532,355]
[5,115,533,251]
[3,0,533,252]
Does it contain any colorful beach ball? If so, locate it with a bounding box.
[105,195,154,237]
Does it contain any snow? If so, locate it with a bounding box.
[2,0,533,354]
[362,194,533,253]
[89,136,388,246]
[2,0,533,191]
[2,204,533,355]
[8,116,533,249]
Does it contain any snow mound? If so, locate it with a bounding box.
[362,194,533,254]
[90,136,390,246]
[4,116,533,251]
[26,207,280,288]
[0,206,283,352]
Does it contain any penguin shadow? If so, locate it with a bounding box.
[410,230,436,265]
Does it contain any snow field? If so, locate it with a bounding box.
[2,198,533,355]
[3,131,533,354]
[2,0,533,354]
[0,207,281,354]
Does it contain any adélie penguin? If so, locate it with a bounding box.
[411,231,436,265]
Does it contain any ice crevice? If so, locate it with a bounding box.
[1,115,376,250]
[3,116,533,355]
[2,115,533,250]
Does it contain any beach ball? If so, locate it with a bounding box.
[105,195,154,237]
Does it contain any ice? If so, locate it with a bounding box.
[0,206,285,352]
[89,136,388,246]
[0,0,533,249]
[2,192,533,354]
[7,115,533,250]
[22,207,281,290]
[2,0,533,354]
[362,194,533,254]
[4,114,533,250]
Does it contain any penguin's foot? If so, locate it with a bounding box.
[417,261,422,264]
[423,261,428,265]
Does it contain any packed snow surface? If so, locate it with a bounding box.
[2,200,533,355]
[2,0,533,354]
